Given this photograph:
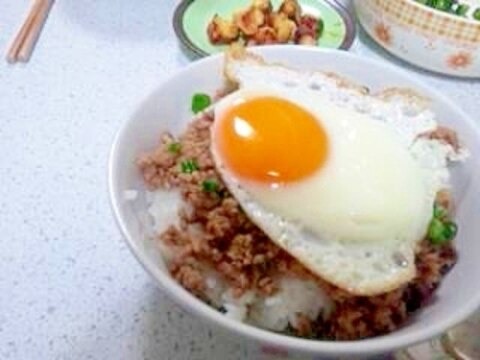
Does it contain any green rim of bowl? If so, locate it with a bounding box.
[173,0,356,58]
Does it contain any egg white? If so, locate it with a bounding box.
[211,53,463,296]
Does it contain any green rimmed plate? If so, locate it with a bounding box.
[173,0,356,58]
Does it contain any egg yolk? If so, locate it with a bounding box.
[216,96,329,184]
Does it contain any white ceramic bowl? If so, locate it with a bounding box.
[354,0,480,78]
[109,46,480,359]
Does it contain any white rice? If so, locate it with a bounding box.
[146,189,333,332]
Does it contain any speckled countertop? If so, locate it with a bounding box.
[0,1,479,360]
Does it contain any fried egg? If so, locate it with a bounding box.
[210,51,464,296]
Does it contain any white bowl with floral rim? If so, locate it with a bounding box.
[354,0,480,78]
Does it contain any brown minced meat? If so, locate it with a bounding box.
[137,112,457,340]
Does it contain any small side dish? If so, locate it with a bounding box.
[355,0,480,77]
[174,0,355,57]
[414,0,480,21]
[207,0,323,46]
[135,47,469,341]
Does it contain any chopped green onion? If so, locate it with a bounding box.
[416,0,478,19]
[474,8,480,21]
[455,4,470,16]
[202,179,219,193]
[428,202,457,245]
[191,93,212,114]
[428,218,458,245]
[433,204,448,220]
[167,142,181,154]
[431,0,453,11]
[444,221,458,238]
[429,218,446,244]
[180,159,199,174]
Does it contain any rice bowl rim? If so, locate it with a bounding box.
[108,45,480,357]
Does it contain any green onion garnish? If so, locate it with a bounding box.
[167,142,181,154]
[429,219,457,245]
[474,8,480,21]
[433,204,448,220]
[456,4,470,16]
[180,159,199,174]
[191,93,212,114]
[429,218,447,244]
[428,203,457,245]
[202,179,219,193]
[415,0,477,19]
[431,0,453,11]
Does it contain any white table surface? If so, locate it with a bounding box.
[0,1,479,359]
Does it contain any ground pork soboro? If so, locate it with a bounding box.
[138,112,457,340]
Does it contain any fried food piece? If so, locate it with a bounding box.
[270,13,297,43]
[252,0,273,13]
[296,34,317,45]
[294,14,322,45]
[207,0,323,48]
[251,26,278,44]
[207,15,240,44]
[234,7,266,36]
[279,0,301,22]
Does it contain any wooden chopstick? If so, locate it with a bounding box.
[5,0,44,63]
[6,0,54,63]
[17,0,54,62]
